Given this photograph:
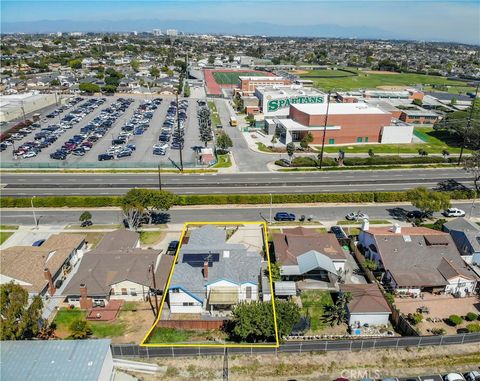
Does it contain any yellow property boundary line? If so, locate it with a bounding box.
[140,221,279,348]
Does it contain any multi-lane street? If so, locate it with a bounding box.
[0,167,473,196]
[1,201,477,226]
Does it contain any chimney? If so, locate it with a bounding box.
[43,268,55,296]
[203,261,209,280]
[79,283,92,310]
[393,224,401,234]
[361,218,369,232]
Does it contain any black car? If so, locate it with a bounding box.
[167,240,179,254]
[98,153,114,161]
[50,152,67,160]
[274,212,296,221]
[406,210,430,220]
[80,220,93,227]
[330,226,348,239]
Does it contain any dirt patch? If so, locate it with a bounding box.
[111,302,158,344]
[363,70,401,75]
[127,343,480,381]
[289,70,309,75]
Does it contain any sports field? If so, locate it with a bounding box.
[299,68,469,91]
[212,71,266,84]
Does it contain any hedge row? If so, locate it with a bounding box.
[276,155,457,168]
[1,190,474,208]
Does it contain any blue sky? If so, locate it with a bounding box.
[1,1,479,44]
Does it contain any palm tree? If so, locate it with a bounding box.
[322,292,352,326]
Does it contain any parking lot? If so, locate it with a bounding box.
[0,95,208,168]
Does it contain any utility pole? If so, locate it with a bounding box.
[318,91,331,170]
[158,162,162,191]
[223,347,229,381]
[31,195,37,228]
[149,263,159,316]
[458,81,479,165]
[176,92,184,172]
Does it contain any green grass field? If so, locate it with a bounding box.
[300,69,468,91]
[320,127,470,154]
[212,71,266,85]
[148,327,194,343]
[0,232,13,244]
[300,290,333,332]
[298,69,356,77]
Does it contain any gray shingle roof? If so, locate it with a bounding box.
[170,226,261,302]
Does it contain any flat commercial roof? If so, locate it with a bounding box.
[292,103,389,116]
[239,76,285,81]
[1,339,112,381]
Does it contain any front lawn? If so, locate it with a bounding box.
[0,225,19,230]
[319,127,469,154]
[300,290,333,332]
[0,232,13,244]
[139,230,165,245]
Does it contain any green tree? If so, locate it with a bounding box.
[464,152,480,194]
[216,132,233,151]
[79,82,100,93]
[268,262,282,282]
[69,318,92,339]
[412,99,423,106]
[50,79,60,86]
[368,149,375,158]
[122,189,176,229]
[68,59,82,69]
[363,259,378,271]
[322,292,352,326]
[208,55,215,65]
[299,132,313,150]
[79,211,92,223]
[0,283,44,340]
[101,85,117,94]
[407,187,451,216]
[149,66,160,78]
[131,59,140,72]
[286,142,295,160]
[183,83,190,97]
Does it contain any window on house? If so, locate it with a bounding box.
[365,137,369,142]
[130,288,137,296]
[357,137,363,143]
[121,288,128,295]
[328,138,335,144]
[246,286,252,300]
[171,288,180,293]
[182,302,194,306]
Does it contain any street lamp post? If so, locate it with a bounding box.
[269,193,273,225]
[31,196,37,228]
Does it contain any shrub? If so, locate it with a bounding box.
[465,312,478,321]
[466,323,480,333]
[342,155,445,166]
[411,313,423,325]
[448,314,463,326]
[430,328,446,335]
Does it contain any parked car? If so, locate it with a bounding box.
[330,225,348,239]
[464,371,480,381]
[80,220,93,227]
[98,153,114,161]
[274,212,296,221]
[167,240,179,254]
[345,212,369,221]
[442,208,466,217]
[444,374,466,381]
[406,210,430,220]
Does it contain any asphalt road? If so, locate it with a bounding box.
[0,167,473,196]
[1,202,477,226]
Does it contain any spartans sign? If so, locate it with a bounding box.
[267,95,324,112]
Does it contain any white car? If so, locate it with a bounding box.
[153,143,168,150]
[22,151,37,158]
[464,371,480,381]
[444,374,466,381]
[442,208,466,217]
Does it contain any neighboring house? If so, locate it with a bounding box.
[1,339,113,381]
[62,230,172,308]
[340,284,391,327]
[168,225,262,315]
[272,227,347,281]
[359,225,478,297]
[0,233,86,297]
[444,217,480,264]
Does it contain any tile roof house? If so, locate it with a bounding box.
[0,233,86,296]
[340,284,391,327]
[272,227,347,279]
[168,225,262,315]
[359,225,478,297]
